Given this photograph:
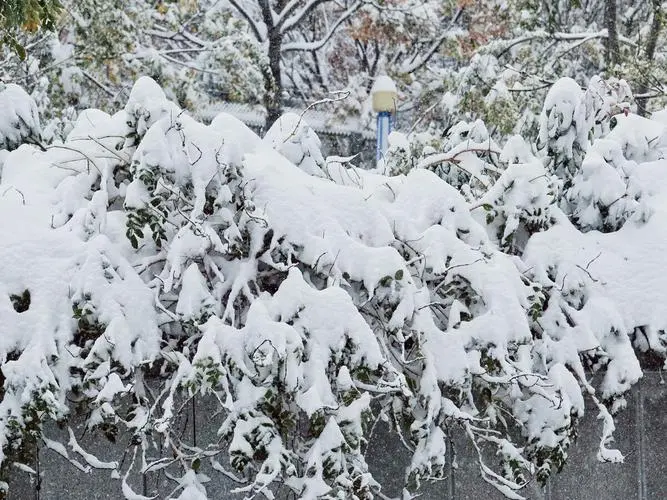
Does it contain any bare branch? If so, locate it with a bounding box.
[227,0,265,41]
[496,29,637,59]
[81,70,114,97]
[282,1,362,52]
[281,90,351,142]
[279,0,328,32]
[400,7,465,74]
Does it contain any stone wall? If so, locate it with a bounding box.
[8,372,666,499]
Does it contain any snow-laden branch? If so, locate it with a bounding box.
[144,28,206,47]
[280,90,351,142]
[416,142,502,188]
[275,0,304,24]
[635,88,667,99]
[496,29,637,58]
[400,27,466,73]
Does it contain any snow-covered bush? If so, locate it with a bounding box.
[382,130,442,176]
[566,135,650,233]
[536,77,591,187]
[534,77,657,233]
[263,113,326,177]
[1,77,667,500]
[0,84,42,152]
[474,135,559,254]
[386,119,503,204]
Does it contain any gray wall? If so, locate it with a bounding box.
[8,372,666,500]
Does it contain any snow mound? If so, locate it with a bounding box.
[0,84,41,151]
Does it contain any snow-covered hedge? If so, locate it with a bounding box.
[0,76,666,499]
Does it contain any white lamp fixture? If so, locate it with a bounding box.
[371,75,398,113]
[371,76,398,161]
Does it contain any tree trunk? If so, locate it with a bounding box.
[263,28,284,129]
[257,0,283,129]
[636,0,663,116]
[604,0,620,68]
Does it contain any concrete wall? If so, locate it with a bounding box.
[8,372,666,499]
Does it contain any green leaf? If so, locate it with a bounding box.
[3,36,26,60]
[394,269,404,281]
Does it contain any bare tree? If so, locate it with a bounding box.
[228,0,362,127]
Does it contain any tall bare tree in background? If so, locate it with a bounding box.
[228,0,363,127]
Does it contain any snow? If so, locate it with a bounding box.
[263,113,326,177]
[525,203,667,366]
[124,76,180,137]
[538,77,588,162]
[1,75,667,500]
[244,143,405,295]
[200,101,374,140]
[175,263,216,320]
[0,85,41,151]
[370,75,398,94]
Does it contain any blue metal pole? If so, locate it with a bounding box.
[376,111,392,161]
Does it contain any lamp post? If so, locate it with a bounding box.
[371,75,397,162]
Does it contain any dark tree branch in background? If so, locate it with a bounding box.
[496,30,636,60]
[400,6,465,74]
[257,0,284,126]
[644,0,663,61]
[282,1,363,51]
[279,0,328,31]
[227,0,264,41]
